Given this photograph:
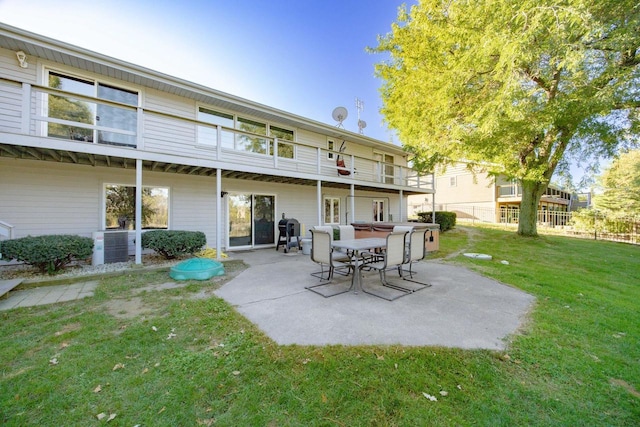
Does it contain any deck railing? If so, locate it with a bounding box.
[0,78,433,190]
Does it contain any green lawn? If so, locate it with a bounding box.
[1,226,638,426]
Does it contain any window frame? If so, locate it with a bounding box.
[44,69,139,147]
[103,184,170,230]
[324,196,341,225]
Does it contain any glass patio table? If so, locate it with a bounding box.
[331,237,387,294]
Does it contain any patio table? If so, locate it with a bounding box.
[331,238,386,294]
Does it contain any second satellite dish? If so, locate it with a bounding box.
[332,106,348,127]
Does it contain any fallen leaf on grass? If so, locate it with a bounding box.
[232,371,240,376]
[49,358,59,365]
[422,393,437,402]
[107,413,117,422]
[167,333,177,340]
[158,406,166,414]
[197,418,215,426]
[439,390,448,396]
[112,363,125,371]
[93,385,102,393]
[141,368,149,374]
[152,326,158,331]
[59,342,70,349]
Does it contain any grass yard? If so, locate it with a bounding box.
[1,226,639,426]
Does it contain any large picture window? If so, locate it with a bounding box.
[197,107,295,158]
[47,71,138,147]
[105,185,169,230]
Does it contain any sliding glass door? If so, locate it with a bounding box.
[228,194,275,248]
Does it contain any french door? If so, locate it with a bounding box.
[228,194,275,248]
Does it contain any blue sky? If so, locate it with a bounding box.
[1,0,600,188]
[0,0,412,143]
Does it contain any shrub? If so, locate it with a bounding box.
[141,230,206,260]
[0,234,94,275]
[416,211,457,232]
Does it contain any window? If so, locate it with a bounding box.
[197,107,295,158]
[197,107,234,148]
[47,71,138,146]
[373,200,385,222]
[374,152,395,184]
[327,139,335,159]
[237,116,268,154]
[105,185,169,230]
[269,125,295,159]
[324,197,340,225]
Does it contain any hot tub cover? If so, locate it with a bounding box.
[169,258,225,280]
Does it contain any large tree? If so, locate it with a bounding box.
[373,0,639,236]
[593,149,640,216]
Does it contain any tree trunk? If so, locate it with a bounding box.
[518,180,547,237]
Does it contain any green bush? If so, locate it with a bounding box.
[141,230,206,260]
[416,211,457,232]
[0,234,94,275]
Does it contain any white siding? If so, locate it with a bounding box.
[0,47,38,83]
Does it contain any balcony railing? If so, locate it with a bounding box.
[0,78,433,190]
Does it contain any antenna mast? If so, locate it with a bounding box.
[355,97,366,134]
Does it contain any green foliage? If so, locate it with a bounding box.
[141,230,206,259]
[1,229,639,425]
[0,234,93,274]
[593,149,640,216]
[417,211,456,232]
[372,0,640,236]
[570,209,637,234]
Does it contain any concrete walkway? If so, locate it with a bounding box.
[0,250,535,350]
[0,280,98,310]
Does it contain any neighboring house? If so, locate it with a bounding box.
[0,24,434,262]
[408,163,572,225]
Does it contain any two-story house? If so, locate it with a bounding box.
[0,23,434,263]
[409,162,572,225]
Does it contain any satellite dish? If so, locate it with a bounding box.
[332,106,348,127]
[358,120,367,134]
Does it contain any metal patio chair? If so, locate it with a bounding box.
[306,229,354,297]
[362,231,415,300]
[399,228,431,289]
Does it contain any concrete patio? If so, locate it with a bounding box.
[215,249,536,350]
[0,248,535,350]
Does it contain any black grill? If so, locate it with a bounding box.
[276,217,301,253]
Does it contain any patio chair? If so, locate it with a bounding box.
[306,229,354,297]
[337,225,356,257]
[399,229,431,289]
[362,231,415,300]
[313,225,349,262]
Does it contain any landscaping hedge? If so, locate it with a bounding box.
[0,234,94,275]
[417,211,457,232]
[141,230,206,259]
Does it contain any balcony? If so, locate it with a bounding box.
[0,78,433,194]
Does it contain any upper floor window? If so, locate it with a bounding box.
[197,108,234,148]
[47,71,138,147]
[270,125,294,159]
[197,107,294,158]
[327,139,335,159]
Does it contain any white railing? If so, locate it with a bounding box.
[0,77,434,191]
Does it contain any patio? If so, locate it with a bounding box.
[216,249,535,350]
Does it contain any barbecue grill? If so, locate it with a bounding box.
[276,216,301,253]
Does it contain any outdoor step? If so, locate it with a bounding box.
[0,279,23,299]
